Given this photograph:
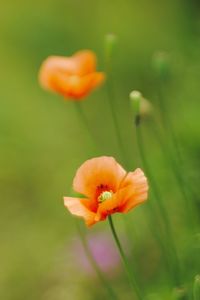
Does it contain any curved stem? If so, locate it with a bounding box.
[135,124,181,286]
[150,119,196,230]
[107,82,128,166]
[108,215,143,300]
[76,221,118,300]
[105,58,129,169]
[193,275,200,300]
[74,102,99,155]
[156,84,197,229]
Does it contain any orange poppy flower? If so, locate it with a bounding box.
[64,156,148,227]
[39,50,105,100]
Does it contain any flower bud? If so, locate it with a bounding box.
[140,97,152,117]
[104,33,118,62]
[152,51,170,80]
[130,90,152,125]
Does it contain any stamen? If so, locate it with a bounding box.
[98,191,113,203]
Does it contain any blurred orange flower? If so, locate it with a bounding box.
[39,50,105,100]
[64,156,148,226]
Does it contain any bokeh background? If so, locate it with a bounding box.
[1,0,200,299]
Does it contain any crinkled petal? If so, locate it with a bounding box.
[96,168,148,219]
[61,72,105,99]
[95,193,120,221]
[73,50,97,75]
[73,156,126,198]
[39,56,78,91]
[64,197,96,227]
[119,168,148,213]
[39,50,105,99]
[39,59,104,99]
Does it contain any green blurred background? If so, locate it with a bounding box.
[1,0,200,299]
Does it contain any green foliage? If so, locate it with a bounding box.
[0,0,200,299]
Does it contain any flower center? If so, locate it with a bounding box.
[98,191,113,203]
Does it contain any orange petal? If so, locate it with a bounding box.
[39,51,105,99]
[95,193,120,221]
[79,71,105,98]
[89,72,105,89]
[39,58,104,99]
[73,50,97,75]
[96,169,148,219]
[73,156,126,198]
[64,197,96,227]
[119,168,148,213]
[39,56,79,91]
[65,72,105,99]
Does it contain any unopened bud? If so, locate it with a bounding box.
[130,90,142,123]
[130,90,142,126]
[152,51,170,80]
[130,90,152,125]
[104,33,118,62]
[140,97,152,117]
[130,90,142,103]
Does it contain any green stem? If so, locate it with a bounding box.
[71,101,118,299]
[107,82,128,166]
[135,124,181,286]
[108,215,143,300]
[150,119,196,230]
[76,221,118,300]
[193,275,200,300]
[74,102,99,155]
[157,84,196,228]
[105,57,129,169]
[143,198,175,286]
